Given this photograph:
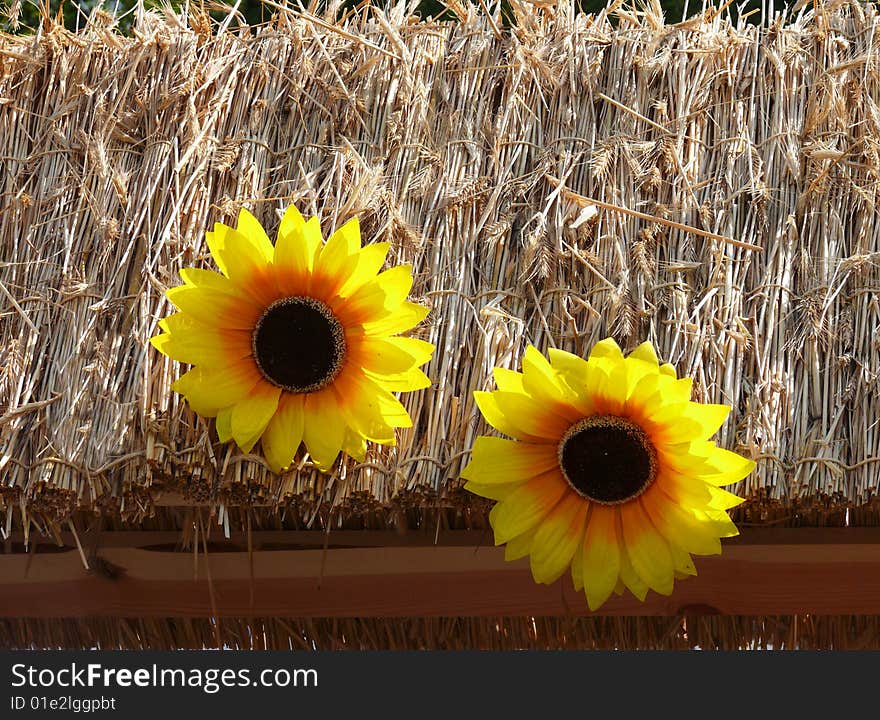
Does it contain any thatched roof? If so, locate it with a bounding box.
[3,0,880,648]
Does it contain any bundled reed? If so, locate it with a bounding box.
[3,0,880,534]
[5,614,880,649]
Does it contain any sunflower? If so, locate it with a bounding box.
[461,339,755,610]
[151,206,433,473]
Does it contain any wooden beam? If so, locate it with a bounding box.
[9,526,880,550]
[2,532,880,616]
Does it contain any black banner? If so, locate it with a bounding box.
[0,650,860,717]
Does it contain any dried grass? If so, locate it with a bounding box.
[3,0,880,532]
[4,614,880,649]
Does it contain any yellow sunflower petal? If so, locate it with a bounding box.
[650,402,730,444]
[236,208,274,262]
[520,346,583,421]
[341,428,368,463]
[491,391,572,440]
[547,349,605,416]
[302,389,346,470]
[179,267,240,291]
[171,363,262,416]
[489,469,569,544]
[492,367,526,393]
[620,501,674,596]
[581,505,621,611]
[231,383,281,453]
[702,447,756,484]
[659,362,677,378]
[570,533,585,592]
[216,407,233,443]
[166,285,261,330]
[334,371,403,444]
[367,367,432,392]
[361,301,429,336]
[274,210,322,292]
[589,337,624,362]
[473,391,542,441]
[547,347,589,379]
[337,265,415,325]
[669,544,697,577]
[640,485,723,556]
[522,345,564,397]
[338,242,390,298]
[460,437,559,485]
[351,336,431,376]
[151,315,251,368]
[505,526,538,562]
[261,394,305,473]
[206,223,274,294]
[529,492,589,584]
[707,485,746,510]
[628,341,659,366]
[463,479,526,501]
[617,540,650,602]
[312,217,362,297]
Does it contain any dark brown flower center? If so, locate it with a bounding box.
[252,296,345,393]
[558,415,657,504]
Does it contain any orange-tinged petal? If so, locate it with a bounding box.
[460,437,559,485]
[649,403,730,444]
[529,492,588,584]
[261,394,305,472]
[590,360,627,416]
[489,468,569,544]
[581,505,621,611]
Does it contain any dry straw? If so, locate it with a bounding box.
[3,614,880,649]
[3,0,880,536]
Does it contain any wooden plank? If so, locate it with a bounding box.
[8,526,880,550]
[3,538,880,617]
